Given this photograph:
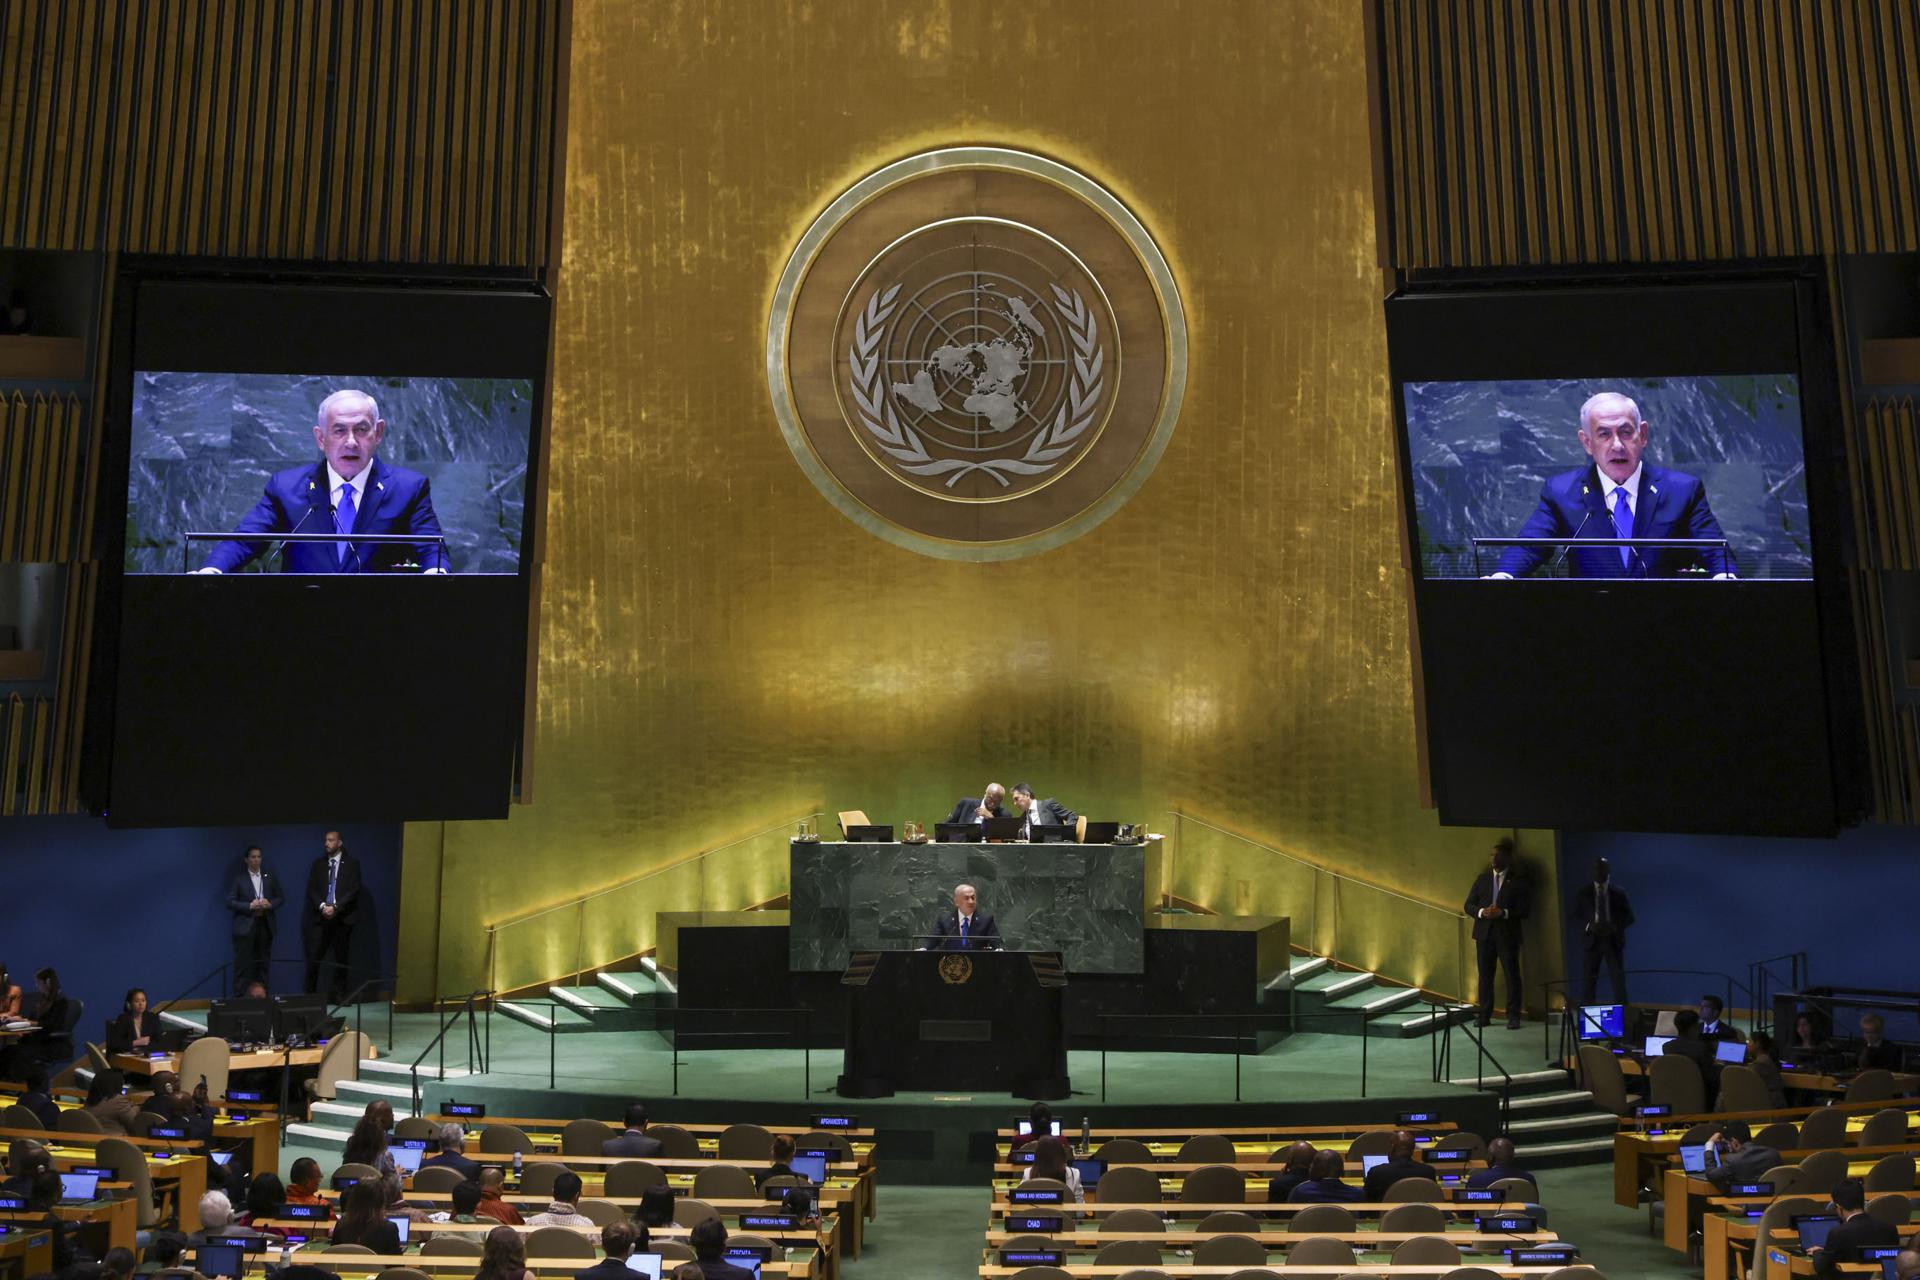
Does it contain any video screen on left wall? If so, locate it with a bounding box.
[125,372,535,575]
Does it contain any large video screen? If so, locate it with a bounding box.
[1402,375,1810,580]
[126,373,534,574]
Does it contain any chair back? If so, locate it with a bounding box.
[1006,1268,1072,1280]
[376,1268,433,1280]
[1577,1044,1630,1115]
[644,1124,701,1159]
[1715,1066,1771,1113]
[1433,1131,1486,1161]
[837,810,872,833]
[1677,1122,1718,1146]
[1180,1163,1246,1203]
[1488,1177,1536,1201]
[1437,1271,1504,1280]
[576,1197,625,1226]
[1846,1069,1896,1104]
[653,1241,694,1261]
[1647,1054,1706,1113]
[130,1111,164,1138]
[1343,1129,1396,1159]
[1286,1204,1356,1233]
[309,1031,370,1101]
[671,1197,720,1227]
[1755,1165,1803,1195]
[419,1236,483,1257]
[1865,1153,1916,1193]
[394,1116,436,1142]
[717,1123,775,1162]
[693,1163,757,1200]
[1749,1197,1819,1280]
[1093,1240,1162,1266]
[1379,1202,1446,1233]
[57,1108,103,1133]
[1195,1211,1261,1231]
[1092,1138,1154,1164]
[1751,1122,1799,1151]
[1192,1235,1265,1266]
[333,1162,381,1182]
[178,1035,232,1101]
[1858,1108,1910,1148]
[605,1159,668,1198]
[1392,1236,1462,1265]
[1096,1165,1165,1204]
[87,1043,113,1074]
[1798,1148,1849,1191]
[1798,1107,1849,1149]
[411,1165,464,1193]
[725,1234,776,1253]
[1541,1268,1607,1280]
[526,1226,595,1259]
[798,1130,854,1156]
[1383,1176,1445,1202]
[477,1123,535,1155]
[97,1136,158,1228]
[327,1244,375,1256]
[1867,1193,1913,1227]
[0,1105,38,1130]
[1177,1134,1238,1163]
[1098,1208,1164,1233]
[518,1161,565,1196]
[1285,1236,1356,1266]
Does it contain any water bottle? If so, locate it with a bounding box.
[1081,1116,1090,1154]
[512,1150,522,1181]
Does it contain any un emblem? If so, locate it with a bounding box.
[769,148,1187,560]
[938,954,973,985]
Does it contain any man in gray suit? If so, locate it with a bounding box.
[601,1102,663,1158]
[1010,783,1078,838]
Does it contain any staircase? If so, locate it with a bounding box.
[286,1057,472,1150]
[1443,1064,1619,1168]
[1285,955,1476,1039]
[496,965,661,1035]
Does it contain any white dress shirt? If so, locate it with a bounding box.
[327,464,371,526]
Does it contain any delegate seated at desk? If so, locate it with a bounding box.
[944,783,1009,826]
[1812,1179,1898,1278]
[105,986,158,1055]
[927,883,1001,951]
[1009,783,1077,837]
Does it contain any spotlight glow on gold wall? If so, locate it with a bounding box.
[397,0,1559,1006]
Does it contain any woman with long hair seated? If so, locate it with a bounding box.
[105,987,157,1055]
[340,1100,397,1179]
[475,1224,537,1280]
[329,1179,401,1254]
[1021,1135,1084,1203]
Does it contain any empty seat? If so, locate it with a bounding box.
[717,1123,775,1161]
[1180,1164,1246,1203]
[1177,1134,1238,1163]
[1846,1070,1896,1105]
[526,1226,595,1259]
[333,1162,380,1182]
[1858,1108,1910,1148]
[692,1163,756,1200]
[1541,1268,1606,1280]
[1577,1044,1630,1115]
[1393,1235,1461,1265]
[305,1031,371,1102]
[1379,1202,1446,1233]
[605,1159,667,1198]
[1799,1148,1849,1191]
[1647,1055,1706,1114]
[1284,1236,1356,1267]
[1195,1211,1262,1231]
[644,1124,701,1159]
[1096,1166,1165,1204]
[1100,1208,1166,1234]
[178,1036,231,1102]
[1866,1154,1916,1193]
[798,1129,854,1157]
[1867,1193,1913,1227]
[576,1198,625,1226]
[1754,1165,1803,1196]
[1094,1240,1162,1266]
[561,1118,615,1156]
[672,1197,719,1228]
[1433,1131,1486,1161]
[1092,1138,1154,1164]
[1383,1176,1445,1202]
[478,1123,535,1155]
[57,1109,103,1133]
[1487,1176,1537,1202]
[1008,1268,1073,1280]
[1715,1065,1771,1113]
[96,1137,160,1229]
[1438,1270,1504,1280]
[1748,1197,1819,1280]
[654,1242,694,1261]
[375,1269,432,1280]
[1751,1122,1799,1151]
[518,1162,566,1196]
[411,1165,464,1193]
[1286,1204,1356,1233]
[1798,1107,1848,1149]
[420,1236,483,1257]
[394,1116,436,1142]
[1194,1235,1266,1267]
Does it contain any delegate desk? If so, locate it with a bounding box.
[320,1215,834,1280]
[1614,1102,1920,1208]
[789,838,1150,974]
[111,1039,377,1077]
[275,1252,817,1279]
[1660,1146,1920,1255]
[975,1268,1585,1278]
[0,1224,53,1280]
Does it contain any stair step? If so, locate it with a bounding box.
[1504,1110,1619,1135]
[361,1059,471,1081]
[1285,956,1330,982]
[310,1099,417,1127]
[1447,1068,1569,1089]
[335,1079,416,1100]
[1506,1089,1596,1113]
[1298,970,1376,999]
[1512,1134,1616,1168]
[551,985,631,1012]
[1327,986,1421,1014]
[1365,1004,1476,1039]
[596,971,657,1004]
[497,1000,595,1033]
[286,1122,349,1148]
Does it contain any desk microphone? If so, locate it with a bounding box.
[263,487,326,569]
[1548,508,1595,576]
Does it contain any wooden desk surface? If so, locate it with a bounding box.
[439,1115,878,1140]
[988,1197,1533,1216]
[974,1268,1582,1277]
[0,1223,54,1278]
[268,1253,815,1278]
[980,1229,1562,1247]
[112,1041,378,1075]
[994,1123,1460,1141]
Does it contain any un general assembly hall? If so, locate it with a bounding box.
[3,3,1920,1279]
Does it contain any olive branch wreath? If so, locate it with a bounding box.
[848,282,1104,489]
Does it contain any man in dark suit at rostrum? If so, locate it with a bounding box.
[601,1102,664,1158]
[1464,837,1529,1029]
[1486,391,1736,580]
[226,845,285,992]
[1569,857,1634,1005]
[1361,1131,1438,1201]
[197,389,450,575]
[1010,782,1078,838]
[944,783,1009,827]
[928,883,1001,951]
[304,831,362,999]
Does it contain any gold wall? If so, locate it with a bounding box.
[399,0,1557,1005]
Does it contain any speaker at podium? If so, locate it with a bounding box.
[836,949,1069,1099]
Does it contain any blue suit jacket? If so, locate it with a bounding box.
[1495,464,1733,579]
[226,869,284,938]
[205,459,450,573]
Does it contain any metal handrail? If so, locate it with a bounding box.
[1749,952,1809,1036]
[329,974,399,1053]
[1094,1009,1372,1104]
[1438,1013,1514,1130]
[409,990,491,1114]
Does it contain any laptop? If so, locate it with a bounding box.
[391,1146,425,1174]
[1794,1214,1840,1251]
[1360,1154,1387,1174]
[935,823,983,843]
[1016,1119,1063,1137]
[1079,821,1120,843]
[1715,1039,1748,1064]
[789,1154,828,1183]
[980,815,1023,841]
[1645,1035,1674,1057]
[387,1214,412,1244]
[1678,1145,1718,1174]
[1577,1004,1625,1040]
[623,1257,663,1279]
[843,824,893,842]
[193,1237,262,1280]
[57,1171,102,1204]
[1070,1158,1105,1188]
[721,1249,765,1277]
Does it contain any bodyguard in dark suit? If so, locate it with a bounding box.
[304,832,362,999]
[928,884,1001,951]
[1010,783,1078,837]
[199,390,450,574]
[943,784,1009,827]
[227,846,285,991]
[1488,392,1735,580]
[1569,857,1633,1005]
[1464,838,1528,1029]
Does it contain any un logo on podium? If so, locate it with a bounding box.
[769,148,1187,561]
[938,954,974,985]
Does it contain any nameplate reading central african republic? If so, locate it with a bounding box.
[768,148,1186,561]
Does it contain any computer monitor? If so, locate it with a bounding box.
[1361,1154,1387,1173]
[720,1251,763,1278]
[843,824,893,842]
[1079,821,1120,843]
[273,993,334,1042]
[1794,1214,1840,1251]
[387,1215,412,1244]
[1016,1119,1063,1137]
[391,1146,424,1174]
[193,1246,245,1280]
[57,1172,101,1203]
[207,997,274,1043]
[789,1154,827,1183]
[1715,1039,1749,1064]
[1645,1035,1674,1057]
[934,823,982,843]
[1031,826,1078,843]
[623,1257,663,1279]
[1577,1004,1626,1040]
[980,815,1023,840]
[1070,1158,1105,1188]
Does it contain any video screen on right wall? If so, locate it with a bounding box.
[1401,374,1810,581]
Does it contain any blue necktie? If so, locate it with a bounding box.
[335,484,357,568]
[326,859,337,906]
[960,916,968,948]
[1611,487,1633,570]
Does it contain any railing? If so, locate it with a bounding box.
[1093,1009,1372,1103]
[1165,812,1472,1002]
[329,974,398,1053]
[1436,1014,1513,1130]
[1750,952,1809,1036]
[409,990,491,1114]
[508,1000,817,1098]
[484,809,823,997]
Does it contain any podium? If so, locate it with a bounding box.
[837,949,1069,1099]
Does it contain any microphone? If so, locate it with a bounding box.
[264,489,326,569]
[1549,507,1595,576]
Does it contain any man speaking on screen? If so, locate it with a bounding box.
[1486,391,1735,580]
[197,388,450,574]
